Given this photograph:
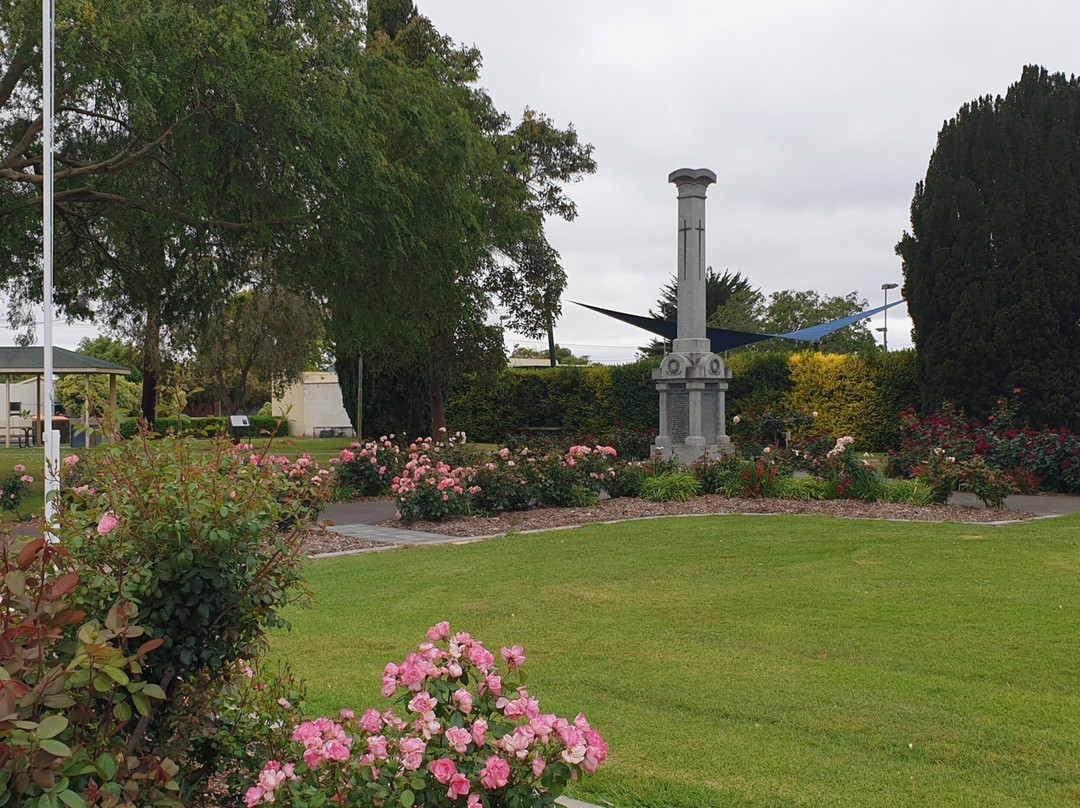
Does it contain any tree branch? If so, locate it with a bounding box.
[0,56,30,111]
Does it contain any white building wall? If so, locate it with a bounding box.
[272,372,353,438]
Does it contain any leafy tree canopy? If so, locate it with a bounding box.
[510,344,590,366]
[897,65,1080,427]
[640,268,757,357]
[640,268,876,356]
[74,336,142,384]
[182,287,324,415]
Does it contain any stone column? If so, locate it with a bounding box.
[670,168,716,356]
[652,167,732,464]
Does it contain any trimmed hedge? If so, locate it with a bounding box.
[786,352,884,448]
[447,352,920,451]
[118,415,284,440]
[447,360,659,443]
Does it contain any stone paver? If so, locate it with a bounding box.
[328,522,477,546]
[556,799,605,808]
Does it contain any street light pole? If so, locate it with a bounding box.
[881,282,899,352]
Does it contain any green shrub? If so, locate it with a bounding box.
[958,456,1015,509]
[609,359,661,429]
[839,464,888,502]
[733,459,785,498]
[118,415,284,440]
[639,472,702,502]
[865,349,919,450]
[448,362,658,444]
[727,351,795,414]
[881,479,935,505]
[57,434,329,679]
[605,462,648,499]
[691,453,743,495]
[776,475,828,501]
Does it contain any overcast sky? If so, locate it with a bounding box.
[420,0,1080,362]
[18,0,1080,361]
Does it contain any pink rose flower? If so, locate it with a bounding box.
[429,758,457,784]
[359,709,382,732]
[500,645,526,670]
[448,772,471,799]
[479,756,511,789]
[445,725,471,753]
[452,687,473,714]
[531,756,546,778]
[97,513,120,535]
[398,736,427,770]
[407,692,437,715]
[427,621,451,641]
[12,464,24,472]
[471,718,488,747]
[467,644,495,672]
[367,735,388,759]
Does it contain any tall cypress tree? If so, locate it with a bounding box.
[897,65,1080,427]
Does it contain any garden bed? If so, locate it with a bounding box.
[372,495,1040,538]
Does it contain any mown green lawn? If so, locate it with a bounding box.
[270,514,1080,808]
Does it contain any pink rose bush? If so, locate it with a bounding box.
[0,463,35,517]
[334,432,472,497]
[396,443,619,521]
[246,623,608,807]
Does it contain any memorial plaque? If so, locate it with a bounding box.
[701,387,718,445]
[668,385,688,444]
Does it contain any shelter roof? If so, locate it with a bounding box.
[0,346,131,376]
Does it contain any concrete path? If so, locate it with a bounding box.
[319,500,470,548]
[948,491,1080,516]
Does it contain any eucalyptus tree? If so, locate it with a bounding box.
[331,7,597,434]
[0,0,372,420]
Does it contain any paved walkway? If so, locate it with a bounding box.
[319,500,471,549]
[318,492,1080,554]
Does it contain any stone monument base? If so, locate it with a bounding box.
[649,439,731,466]
[651,350,732,466]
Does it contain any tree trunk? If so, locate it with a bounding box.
[427,335,447,436]
[140,311,160,425]
[429,385,446,436]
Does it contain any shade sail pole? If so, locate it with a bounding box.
[42,0,59,526]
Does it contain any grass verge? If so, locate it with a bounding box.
[270,514,1080,808]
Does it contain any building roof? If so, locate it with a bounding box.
[0,347,132,376]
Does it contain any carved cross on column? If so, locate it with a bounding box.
[678,219,692,282]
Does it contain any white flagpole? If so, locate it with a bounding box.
[42,0,60,526]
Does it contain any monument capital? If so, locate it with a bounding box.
[668,167,717,191]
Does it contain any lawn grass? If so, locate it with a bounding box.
[269,514,1080,808]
